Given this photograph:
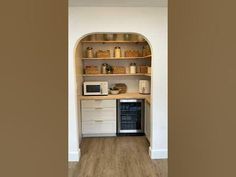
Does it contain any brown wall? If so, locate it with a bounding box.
[0,1,67,177]
[169,0,236,177]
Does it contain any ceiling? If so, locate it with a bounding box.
[69,0,168,7]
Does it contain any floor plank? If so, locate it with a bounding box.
[69,136,167,177]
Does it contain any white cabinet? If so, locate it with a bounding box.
[81,99,116,109]
[145,101,151,142]
[81,100,116,137]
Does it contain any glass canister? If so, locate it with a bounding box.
[123,34,131,41]
[104,34,114,41]
[125,66,130,74]
[101,63,107,74]
[90,34,96,41]
[104,34,117,41]
[114,46,121,58]
[86,47,94,58]
[130,63,136,74]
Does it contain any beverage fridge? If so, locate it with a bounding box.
[117,99,144,135]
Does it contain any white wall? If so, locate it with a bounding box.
[69,7,168,161]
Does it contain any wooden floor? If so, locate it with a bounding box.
[69,136,167,177]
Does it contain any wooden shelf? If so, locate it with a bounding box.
[82,55,151,60]
[83,73,151,77]
[144,73,151,77]
[81,40,147,44]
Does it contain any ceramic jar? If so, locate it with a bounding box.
[86,47,94,58]
[114,47,121,58]
[130,63,136,74]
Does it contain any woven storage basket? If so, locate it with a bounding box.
[113,66,126,74]
[96,50,110,58]
[85,66,100,74]
[125,50,141,57]
[137,66,148,73]
[114,83,127,93]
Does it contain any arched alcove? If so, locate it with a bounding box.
[74,32,153,154]
[69,8,168,162]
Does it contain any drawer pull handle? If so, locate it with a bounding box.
[94,120,104,122]
[95,107,103,109]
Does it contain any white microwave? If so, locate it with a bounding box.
[83,81,109,96]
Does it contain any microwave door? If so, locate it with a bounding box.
[86,85,101,95]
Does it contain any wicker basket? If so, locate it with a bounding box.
[84,66,100,74]
[114,83,127,93]
[125,50,141,57]
[137,66,148,73]
[113,66,126,74]
[142,45,151,56]
[96,50,110,58]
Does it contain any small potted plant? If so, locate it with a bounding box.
[106,64,113,74]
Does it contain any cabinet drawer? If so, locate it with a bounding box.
[82,121,116,134]
[81,100,116,108]
[82,108,116,121]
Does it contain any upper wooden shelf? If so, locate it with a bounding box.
[82,55,152,60]
[81,40,147,44]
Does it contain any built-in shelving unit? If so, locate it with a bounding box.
[77,33,152,93]
[76,33,153,140]
[82,55,151,60]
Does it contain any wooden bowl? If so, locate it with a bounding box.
[110,90,120,95]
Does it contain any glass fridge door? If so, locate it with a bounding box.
[118,99,144,133]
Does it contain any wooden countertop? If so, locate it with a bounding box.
[145,97,151,104]
[78,92,151,103]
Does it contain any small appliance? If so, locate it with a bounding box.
[83,81,108,96]
[139,80,150,94]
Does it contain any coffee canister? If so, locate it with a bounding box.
[139,80,150,94]
[114,47,121,58]
[130,63,136,74]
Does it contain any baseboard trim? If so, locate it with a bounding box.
[82,133,116,137]
[69,149,81,162]
[149,147,168,159]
